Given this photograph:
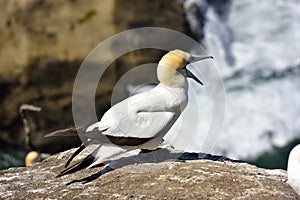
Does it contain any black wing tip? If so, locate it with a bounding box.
[57,144,101,177]
[56,154,96,177]
[65,144,86,168]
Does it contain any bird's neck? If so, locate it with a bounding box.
[157,64,187,89]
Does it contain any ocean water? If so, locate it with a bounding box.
[0,145,27,170]
[183,0,300,166]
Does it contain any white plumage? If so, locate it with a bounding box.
[288,144,300,196]
[87,85,183,139]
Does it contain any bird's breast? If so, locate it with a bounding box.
[156,85,188,111]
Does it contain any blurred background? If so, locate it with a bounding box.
[0,0,299,170]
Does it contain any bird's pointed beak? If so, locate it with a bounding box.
[184,68,203,85]
[188,54,213,63]
[184,54,213,85]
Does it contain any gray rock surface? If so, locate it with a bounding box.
[0,148,299,199]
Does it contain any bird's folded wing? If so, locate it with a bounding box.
[99,109,176,139]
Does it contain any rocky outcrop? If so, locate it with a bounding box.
[0,148,299,199]
[0,0,194,150]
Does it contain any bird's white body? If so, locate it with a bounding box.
[288,144,300,195]
[88,84,186,141]
[47,50,212,175]
[85,85,187,167]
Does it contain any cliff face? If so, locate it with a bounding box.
[0,0,193,149]
[0,0,116,148]
[0,148,298,199]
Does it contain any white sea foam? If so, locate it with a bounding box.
[183,0,300,159]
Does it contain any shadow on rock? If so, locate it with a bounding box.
[66,147,243,185]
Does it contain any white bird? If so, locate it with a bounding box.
[46,49,213,176]
[287,144,300,195]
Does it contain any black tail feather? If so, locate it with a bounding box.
[44,125,89,137]
[45,127,78,137]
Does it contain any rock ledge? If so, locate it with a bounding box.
[0,148,299,199]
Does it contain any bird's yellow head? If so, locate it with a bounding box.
[159,49,190,70]
[157,49,213,87]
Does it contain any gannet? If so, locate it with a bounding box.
[46,49,213,176]
[287,144,300,195]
